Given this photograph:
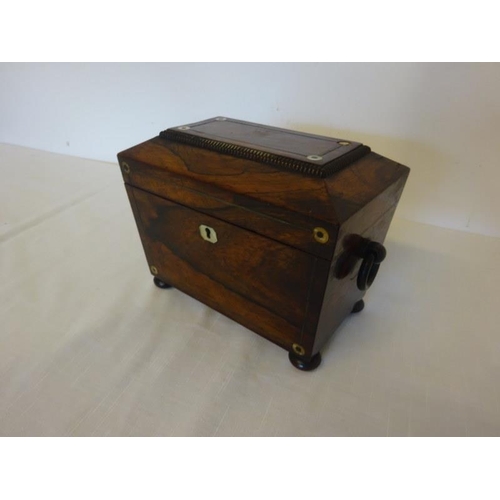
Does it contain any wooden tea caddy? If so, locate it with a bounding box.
[117,117,409,370]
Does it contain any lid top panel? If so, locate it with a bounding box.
[160,117,369,178]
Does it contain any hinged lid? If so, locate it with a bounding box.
[160,117,370,178]
[118,117,409,260]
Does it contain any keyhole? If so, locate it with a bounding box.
[199,224,217,243]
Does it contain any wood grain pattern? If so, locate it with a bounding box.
[160,117,368,177]
[120,155,336,260]
[126,185,320,351]
[313,205,401,354]
[121,139,407,218]
[311,172,409,354]
[163,117,363,164]
[118,119,410,364]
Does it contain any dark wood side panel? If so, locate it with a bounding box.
[312,173,409,354]
[126,185,319,350]
[324,153,410,223]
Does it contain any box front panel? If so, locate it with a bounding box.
[126,185,318,350]
[118,152,337,260]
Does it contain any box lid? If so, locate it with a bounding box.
[118,117,409,260]
[160,117,370,178]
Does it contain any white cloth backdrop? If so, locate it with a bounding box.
[1,144,499,436]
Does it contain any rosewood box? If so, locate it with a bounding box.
[117,117,409,370]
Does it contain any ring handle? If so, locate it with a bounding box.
[357,241,387,291]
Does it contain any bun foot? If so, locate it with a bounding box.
[351,299,365,313]
[153,277,173,289]
[288,351,322,371]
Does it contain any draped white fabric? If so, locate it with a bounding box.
[1,144,499,436]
